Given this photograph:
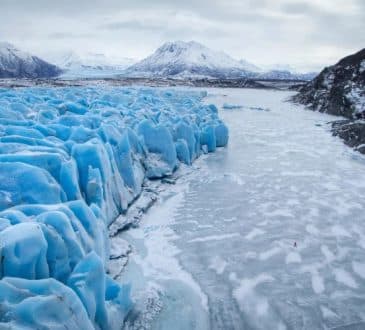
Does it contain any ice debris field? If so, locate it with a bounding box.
[0,86,228,329]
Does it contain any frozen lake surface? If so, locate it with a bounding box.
[119,88,365,330]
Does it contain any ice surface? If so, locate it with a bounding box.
[119,88,365,330]
[0,86,228,328]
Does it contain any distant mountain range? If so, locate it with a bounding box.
[0,40,317,81]
[48,51,135,78]
[126,41,317,81]
[0,42,61,78]
[126,41,257,79]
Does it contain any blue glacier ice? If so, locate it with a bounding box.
[0,86,228,328]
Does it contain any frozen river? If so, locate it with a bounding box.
[119,88,365,330]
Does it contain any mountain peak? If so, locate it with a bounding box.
[0,41,61,78]
[0,42,17,51]
[127,40,258,78]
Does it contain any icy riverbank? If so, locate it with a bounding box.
[0,86,228,328]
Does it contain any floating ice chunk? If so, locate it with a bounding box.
[222,103,243,110]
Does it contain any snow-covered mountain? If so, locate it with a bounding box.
[0,42,61,78]
[126,41,315,81]
[126,41,257,79]
[239,59,261,72]
[50,51,135,78]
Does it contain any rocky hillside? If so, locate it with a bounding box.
[293,48,365,154]
[0,42,62,78]
[293,48,365,118]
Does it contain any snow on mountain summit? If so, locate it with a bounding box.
[0,42,62,78]
[46,50,136,78]
[127,41,258,78]
[54,51,135,70]
[126,41,315,80]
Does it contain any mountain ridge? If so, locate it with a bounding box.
[126,40,316,81]
[0,42,62,78]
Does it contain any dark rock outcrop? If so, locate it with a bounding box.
[292,48,365,119]
[292,48,365,154]
[332,120,365,153]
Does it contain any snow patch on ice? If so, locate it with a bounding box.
[333,268,358,289]
[208,256,228,275]
[352,261,365,279]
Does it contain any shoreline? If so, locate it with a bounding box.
[0,76,306,90]
[108,155,214,329]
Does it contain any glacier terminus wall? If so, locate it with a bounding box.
[0,86,228,329]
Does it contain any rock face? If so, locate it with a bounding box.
[0,42,62,78]
[331,120,365,154]
[293,48,365,154]
[293,48,365,119]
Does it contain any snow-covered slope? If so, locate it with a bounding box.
[0,42,62,78]
[126,41,256,79]
[239,59,261,72]
[51,51,135,78]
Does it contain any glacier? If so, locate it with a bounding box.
[0,86,228,329]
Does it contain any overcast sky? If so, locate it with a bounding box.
[1,0,364,71]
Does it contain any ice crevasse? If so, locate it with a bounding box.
[0,86,229,329]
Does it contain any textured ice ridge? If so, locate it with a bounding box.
[0,86,228,329]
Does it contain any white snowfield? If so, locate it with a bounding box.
[119,88,365,330]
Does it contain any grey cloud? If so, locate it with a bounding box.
[0,0,363,71]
